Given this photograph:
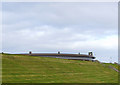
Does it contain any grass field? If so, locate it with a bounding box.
[103,63,119,70]
[2,54,118,83]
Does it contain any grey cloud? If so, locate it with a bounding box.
[2,2,118,63]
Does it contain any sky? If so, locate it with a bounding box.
[2,2,118,63]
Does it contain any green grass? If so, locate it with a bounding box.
[2,54,118,83]
[103,63,119,70]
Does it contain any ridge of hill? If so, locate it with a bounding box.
[2,54,118,83]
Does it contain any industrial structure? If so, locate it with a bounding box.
[26,51,95,61]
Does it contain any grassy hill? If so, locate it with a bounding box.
[2,54,118,83]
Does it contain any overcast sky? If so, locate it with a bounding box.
[2,2,118,63]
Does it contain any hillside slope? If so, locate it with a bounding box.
[2,54,118,83]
